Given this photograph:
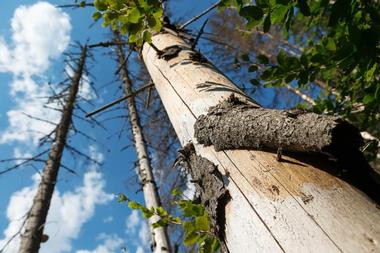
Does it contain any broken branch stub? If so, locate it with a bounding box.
[177,144,230,250]
[194,95,363,157]
[194,95,380,203]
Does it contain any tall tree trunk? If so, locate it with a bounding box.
[114,35,171,253]
[141,32,380,252]
[18,46,87,253]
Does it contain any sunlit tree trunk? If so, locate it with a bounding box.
[142,32,380,252]
[18,46,87,253]
[115,35,171,253]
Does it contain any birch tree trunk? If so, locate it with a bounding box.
[115,37,171,253]
[142,32,380,252]
[18,46,87,253]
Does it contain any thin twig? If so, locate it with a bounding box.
[57,3,94,8]
[86,82,154,118]
[114,49,133,76]
[88,41,127,48]
[179,0,221,29]
[192,19,208,50]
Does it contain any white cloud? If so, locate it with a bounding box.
[103,216,114,223]
[0,2,71,77]
[76,233,124,253]
[125,210,140,233]
[0,2,71,147]
[65,65,95,101]
[138,221,150,249]
[124,211,150,252]
[135,247,144,253]
[183,175,196,200]
[0,85,60,145]
[0,149,113,253]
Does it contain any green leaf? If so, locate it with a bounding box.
[365,63,377,82]
[184,231,201,246]
[263,14,271,32]
[170,216,181,224]
[261,68,274,79]
[363,94,375,105]
[240,5,264,21]
[284,6,294,31]
[300,53,308,66]
[79,1,86,7]
[248,65,259,72]
[257,54,269,64]
[256,0,269,8]
[195,214,209,231]
[277,50,287,66]
[241,53,250,61]
[152,219,167,228]
[94,0,108,11]
[118,193,128,203]
[156,206,168,217]
[297,0,310,16]
[271,4,289,24]
[128,201,142,209]
[92,11,102,21]
[202,237,221,253]
[298,71,309,85]
[182,203,204,217]
[325,38,336,51]
[141,207,154,218]
[276,0,291,4]
[128,8,141,24]
[250,79,260,85]
[142,30,152,43]
[171,188,182,196]
[183,220,195,233]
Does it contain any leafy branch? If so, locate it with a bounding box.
[118,191,220,253]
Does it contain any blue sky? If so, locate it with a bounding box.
[0,1,217,252]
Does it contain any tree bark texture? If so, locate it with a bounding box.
[194,94,379,204]
[114,36,171,253]
[18,47,87,253]
[142,31,380,252]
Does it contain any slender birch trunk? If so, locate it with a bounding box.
[18,46,87,253]
[141,32,380,252]
[114,35,171,253]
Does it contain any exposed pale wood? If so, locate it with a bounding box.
[142,33,380,252]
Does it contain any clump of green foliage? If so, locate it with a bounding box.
[118,190,220,253]
[220,0,379,135]
[92,0,163,44]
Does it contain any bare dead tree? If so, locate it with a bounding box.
[114,33,171,253]
[18,46,88,253]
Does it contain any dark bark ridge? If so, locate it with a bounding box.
[177,144,230,252]
[194,95,380,204]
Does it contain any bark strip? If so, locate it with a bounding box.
[18,47,87,253]
[178,144,230,252]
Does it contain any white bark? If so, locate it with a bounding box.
[115,41,171,253]
[142,32,380,252]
